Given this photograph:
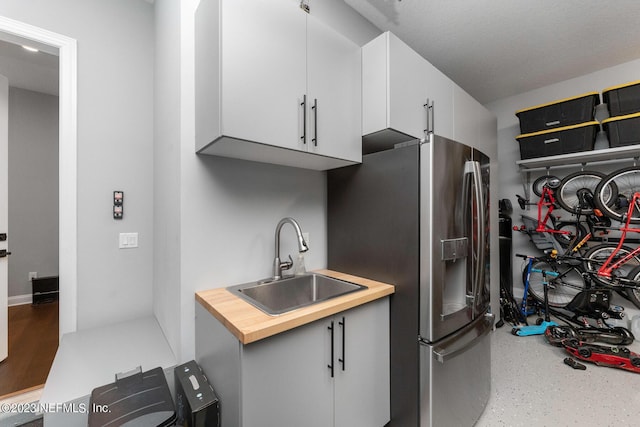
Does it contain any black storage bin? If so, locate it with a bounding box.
[602,112,640,148]
[516,121,599,159]
[602,80,640,116]
[174,360,220,427]
[515,92,599,134]
[89,366,176,427]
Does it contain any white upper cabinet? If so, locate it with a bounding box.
[453,83,497,155]
[362,32,425,146]
[219,0,305,152]
[362,31,454,152]
[306,13,362,163]
[423,59,454,140]
[453,83,481,147]
[195,0,362,170]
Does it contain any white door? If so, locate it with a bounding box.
[0,74,9,362]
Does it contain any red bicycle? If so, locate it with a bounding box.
[515,177,583,251]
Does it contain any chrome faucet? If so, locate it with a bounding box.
[273,217,309,280]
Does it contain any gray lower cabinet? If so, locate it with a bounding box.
[195,297,390,427]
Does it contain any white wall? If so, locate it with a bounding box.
[152,0,380,362]
[0,0,156,330]
[153,0,182,361]
[7,87,58,298]
[485,58,640,319]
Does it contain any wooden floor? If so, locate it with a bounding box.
[0,302,58,398]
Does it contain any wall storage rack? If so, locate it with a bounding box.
[515,144,640,200]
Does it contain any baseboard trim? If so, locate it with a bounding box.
[8,294,32,306]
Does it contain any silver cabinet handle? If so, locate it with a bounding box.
[312,98,318,146]
[300,94,307,144]
[423,99,434,135]
[423,98,429,135]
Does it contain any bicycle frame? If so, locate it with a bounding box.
[599,192,640,278]
[535,186,571,236]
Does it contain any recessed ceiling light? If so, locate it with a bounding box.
[22,45,39,53]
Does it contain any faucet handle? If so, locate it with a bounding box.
[280,254,294,272]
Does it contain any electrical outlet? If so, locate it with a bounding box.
[28,272,38,281]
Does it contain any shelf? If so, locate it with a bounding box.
[516,144,640,171]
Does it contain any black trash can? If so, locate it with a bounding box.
[88,366,176,427]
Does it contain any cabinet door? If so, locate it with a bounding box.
[424,62,454,140]
[452,83,497,154]
[387,32,430,141]
[334,298,390,427]
[306,14,362,162]
[476,103,498,157]
[221,0,306,150]
[363,32,454,143]
[452,83,480,146]
[242,319,333,427]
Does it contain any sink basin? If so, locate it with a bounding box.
[227,273,367,315]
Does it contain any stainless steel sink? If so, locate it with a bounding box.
[227,273,367,315]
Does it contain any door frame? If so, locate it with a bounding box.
[0,16,77,338]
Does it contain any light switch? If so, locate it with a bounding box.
[119,232,139,249]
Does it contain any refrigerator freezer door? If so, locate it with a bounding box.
[420,136,475,342]
[419,312,493,427]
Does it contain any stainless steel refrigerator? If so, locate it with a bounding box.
[328,133,493,427]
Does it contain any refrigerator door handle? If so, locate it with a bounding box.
[466,160,486,310]
[431,313,494,363]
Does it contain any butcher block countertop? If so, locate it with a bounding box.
[195,269,395,344]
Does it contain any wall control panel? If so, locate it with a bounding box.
[113,191,124,219]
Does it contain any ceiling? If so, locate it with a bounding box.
[3,1,640,104]
[346,0,640,104]
[0,37,58,96]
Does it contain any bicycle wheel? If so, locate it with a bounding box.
[557,171,615,214]
[583,243,640,287]
[532,175,560,197]
[625,266,640,309]
[523,259,587,308]
[594,166,640,223]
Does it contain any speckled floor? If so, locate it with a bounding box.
[475,322,640,427]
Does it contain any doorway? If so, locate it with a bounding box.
[0,16,77,398]
[0,47,59,395]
